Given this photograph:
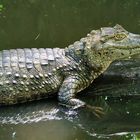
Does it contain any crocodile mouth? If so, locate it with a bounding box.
[104,40,140,50]
[115,45,140,50]
[114,46,140,51]
[114,47,140,59]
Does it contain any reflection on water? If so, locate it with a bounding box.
[0,101,61,124]
[0,0,140,139]
[0,87,140,140]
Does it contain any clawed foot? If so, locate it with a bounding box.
[59,98,105,118]
[85,104,105,118]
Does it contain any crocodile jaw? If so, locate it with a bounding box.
[101,33,140,61]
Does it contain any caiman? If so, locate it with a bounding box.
[1,24,140,114]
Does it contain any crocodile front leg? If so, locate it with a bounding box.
[58,75,86,109]
[58,75,104,117]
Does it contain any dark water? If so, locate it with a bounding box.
[0,0,140,139]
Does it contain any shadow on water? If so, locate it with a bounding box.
[0,0,140,139]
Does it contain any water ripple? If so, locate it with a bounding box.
[0,108,61,124]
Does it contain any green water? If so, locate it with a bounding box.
[0,0,140,139]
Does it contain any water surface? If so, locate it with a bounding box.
[0,0,140,139]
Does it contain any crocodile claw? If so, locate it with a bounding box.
[86,104,105,118]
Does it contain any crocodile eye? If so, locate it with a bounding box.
[114,33,127,41]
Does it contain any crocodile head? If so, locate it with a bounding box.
[84,24,140,72]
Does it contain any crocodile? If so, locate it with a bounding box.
[0,24,140,112]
